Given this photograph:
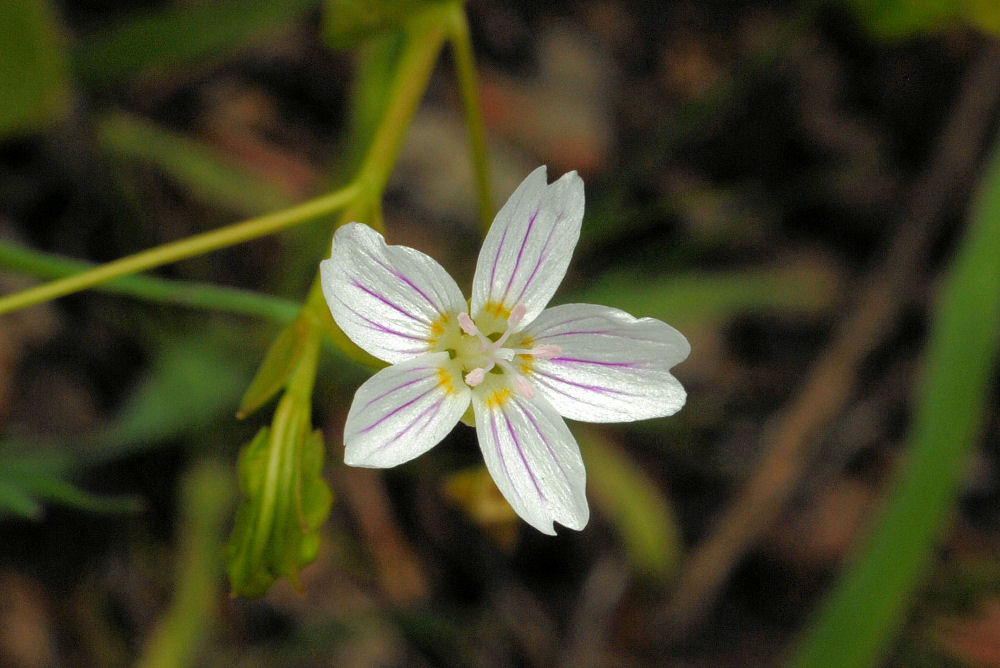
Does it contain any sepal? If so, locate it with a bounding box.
[226,407,333,597]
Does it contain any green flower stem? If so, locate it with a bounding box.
[0,182,358,316]
[0,240,300,322]
[292,10,453,364]
[225,9,453,593]
[351,5,452,203]
[447,4,493,232]
[245,328,320,576]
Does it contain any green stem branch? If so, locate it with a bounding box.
[0,183,358,316]
[352,7,451,203]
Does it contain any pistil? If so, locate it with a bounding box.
[457,304,561,395]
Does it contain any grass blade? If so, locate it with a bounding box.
[788,133,1000,667]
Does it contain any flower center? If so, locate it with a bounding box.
[451,303,560,397]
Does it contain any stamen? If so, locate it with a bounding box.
[492,303,527,348]
[458,312,479,336]
[457,305,543,396]
[496,359,535,398]
[530,344,561,359]
[508,344,562,359]
[464,367,487,387]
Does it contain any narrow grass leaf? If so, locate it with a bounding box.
[0,240,300,322]
[577,427,683,581]
[789,132,1000,668]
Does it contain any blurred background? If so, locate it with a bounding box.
[2,0,1000,665]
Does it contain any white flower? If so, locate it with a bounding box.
[320,167,690,534]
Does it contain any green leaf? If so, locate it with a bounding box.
[92,333,251,460]
[565,261,839,328]
[74,0,318,84]
[226,402,332,597]
[98,112,294,216]
[0,450,142,520]
[238,319,309,419]
[299,430,334,533]
[964,0,1000,33]
[0,0,70,136]
[789,121,1000,667]
[323,0,452,49]
[0,478,44,519]
[576,427,682,581]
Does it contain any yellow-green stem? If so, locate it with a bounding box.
[352,7,451,203]
[0,2,455,322]
[0,183,359,316]
[248,328,321,571]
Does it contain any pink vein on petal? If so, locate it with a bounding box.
[513,207,564,305]
[504,409,545,501]
[350,279,431,325]
[537,329,667,345]
[490,409,522,508]
[500,208,539,305]
[550,357,642,368]
[488,224,511,304]
[362,371,434,410]
[363,249,445,315]
[531,369,636,396]
[359,385,438,434]
[516,397,570,489]
[533,374,614,410]
[333,295,429,343]
[371,397,446,454]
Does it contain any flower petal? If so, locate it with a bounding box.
[344,352,470,468]
[523,303,689,422]
[471,167,585,326]
[321,223,467,363]
[472,387,588,534]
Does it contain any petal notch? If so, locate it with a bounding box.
[472,389,588,535]
[471,167,585,325]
